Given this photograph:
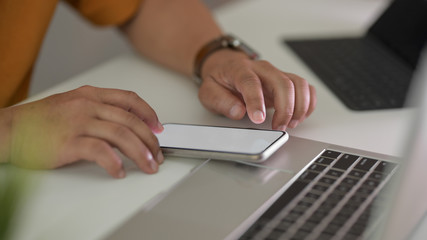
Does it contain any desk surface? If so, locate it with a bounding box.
[10,0,415,239]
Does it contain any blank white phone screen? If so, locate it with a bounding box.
[156,124,285,154]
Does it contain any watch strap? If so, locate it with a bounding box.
[193,34,259,85]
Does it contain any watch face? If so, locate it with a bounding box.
[225,35,259,60]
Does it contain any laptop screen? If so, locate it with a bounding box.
[368,0,427,69]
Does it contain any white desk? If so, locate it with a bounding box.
[10,0,415,239]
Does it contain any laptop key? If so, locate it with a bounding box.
[308,163,327,172]
[342,177,359,186]
[374,161,397,174]
[354,157,378,171]
[348,170,366,179]
[369,172,383,180]
[321,150,341,159]
[326,169,344,178]
[362,179,380,189]
[315,156,334,165]
[323,223,343,234]
[291,229,311,239]
[261,180,309,219]
[332,154,359,170]
[299,170,319,182]
[319,177,336,186]
[312,184,329,192]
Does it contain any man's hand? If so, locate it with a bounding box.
[198,50,317,130]
[2,86,164,178]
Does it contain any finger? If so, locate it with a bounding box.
[306,85,317,118]
[285,73,311,128]
[77,86,163,133]
[83,119,159,174]
[250,62,296,130]
[251,67,294,130]
[271,77,296,130]
[70,137,125,178]
[233,72,266,124]
[93,103,164,164]
[199,79,246,120]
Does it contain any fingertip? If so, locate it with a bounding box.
[152,121,164,134]
[288,119,299,129]
[149,158,159,173]
[250,110,265,124]
[117,169,126,179]
[156,151,165,165]
[229,104,246,119]
[146,151,158,172]
[276,125,287,131]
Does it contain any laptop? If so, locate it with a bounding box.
[103,53,427,239]
[284,0,427,111]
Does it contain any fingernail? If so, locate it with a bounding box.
[157,151,164,164]
[147,151,154,161]
[146,152,158,171]
[230,105,243,118]
[252,110,265,124]
[289,120,299,128]
[118,170,126,179]
[157,122,164,132]
[277,125,287,131]
[150,159,158,171]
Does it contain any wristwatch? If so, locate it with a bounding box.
[193,34,260,85]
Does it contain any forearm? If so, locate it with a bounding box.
[121,0,222,76]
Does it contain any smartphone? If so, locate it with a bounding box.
[156,123,289,162]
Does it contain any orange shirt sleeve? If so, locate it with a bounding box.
[0,0,58,108]
[0,0,142,108]
[65,0,142,26]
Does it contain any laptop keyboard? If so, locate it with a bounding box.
[239,149,397,240]
[285,37,413,110]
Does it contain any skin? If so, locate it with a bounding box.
[121,0,316,130]
[0,86,164,178]
[0,0,316,178]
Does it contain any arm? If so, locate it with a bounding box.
[120,0,221,76]
[121,0,316,130]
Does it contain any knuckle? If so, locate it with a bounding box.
[297,78,310,89]
[147,138,160,154]
[124,112,140,125]
[91,141,111,156]
[77,85,94,93]
[293,108,307,118]
[108,158,122,173]
[238,74,260,88]
[257,60,274,68]
[284,109,294,119]
[124,90,140,100]
[112,125,131,139]
[282,79,296,91]
[67,97,92,109]
[286,73,309,87]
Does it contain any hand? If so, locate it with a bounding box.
[1,86,164,178]
[198,50,316,130]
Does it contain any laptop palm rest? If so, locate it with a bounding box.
[104,137,329,240]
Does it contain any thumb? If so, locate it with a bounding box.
[198,79,246,120]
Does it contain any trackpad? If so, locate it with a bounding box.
[105,160,294,240]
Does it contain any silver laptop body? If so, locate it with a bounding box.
[104,52,427,240]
